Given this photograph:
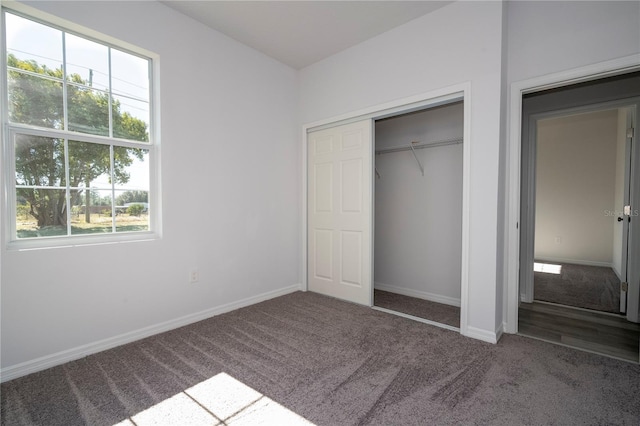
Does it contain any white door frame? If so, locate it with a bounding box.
[302,82,471,335]
[505,54,640,333]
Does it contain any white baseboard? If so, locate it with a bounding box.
[495,322,504,342]
[374,282,461,307]
[464,325,499,344]
[0,284,300,383]
[535,257,613,269]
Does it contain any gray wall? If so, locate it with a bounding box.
[534,109,619,265]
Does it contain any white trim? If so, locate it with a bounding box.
[465,326,500,344]
[304,83,467,131]
[460,87,471,338]
[496,322,504,342]
[302,82,471,337]
[0,284,300,383]
[301,121,308,294]
[505,54,640,334]
[374,281,461,307]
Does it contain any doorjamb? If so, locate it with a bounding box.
[505,54,640,333]
[302,82,471,336]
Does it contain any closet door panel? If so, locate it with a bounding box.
[308,120,373,306]
[340,158,363,213]
[313,229,333,281]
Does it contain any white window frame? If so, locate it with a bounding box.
[1,6,161,250]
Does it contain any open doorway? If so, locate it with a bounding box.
[372,101,463,330]
[517,72,640,362]
[532,107,630,314]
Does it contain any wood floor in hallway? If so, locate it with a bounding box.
[518,301,640,363]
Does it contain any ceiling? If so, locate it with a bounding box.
[161,1,453,69]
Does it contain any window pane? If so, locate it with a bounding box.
[115,190,148,207]
[65,33,109,92]
[67,140,111,189]
[67,85,109,136]
[8,70,63,128]
[5,12,63,73]
[16,188,67,238]
[112,95,149,141]
[114,190,148,233]
[114,148,149,233]
[15,134,65,187]
[68,140,112,235]
[114,147,149,190]
[111,48,149,100]
[70,189,113,235]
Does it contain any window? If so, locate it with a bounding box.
[2,9,157,246]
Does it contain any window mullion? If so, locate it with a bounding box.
[7,123,149,149]
[8,129,18,240]
[61,31,68,132]
[64,137,71,236]
[108,47,113,139]
[110,145,116,233]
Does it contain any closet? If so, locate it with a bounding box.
[373,101,464,328]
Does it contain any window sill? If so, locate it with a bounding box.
[6,230,160,251]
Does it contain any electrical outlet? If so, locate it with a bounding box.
[189,269,199,283]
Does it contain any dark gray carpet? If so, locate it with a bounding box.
[374,290,460,328]
[2,291,639,425]
[534,262,621,313]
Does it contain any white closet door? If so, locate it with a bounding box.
[308,120,373,306]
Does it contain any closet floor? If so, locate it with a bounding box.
[374,290,460,328]
[518,301,640,362]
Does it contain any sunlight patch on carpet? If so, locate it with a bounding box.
[112,372,315,425]
[534,262,562,274]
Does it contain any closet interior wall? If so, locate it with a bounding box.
[374,102,464,307]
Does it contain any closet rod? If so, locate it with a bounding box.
[409,144,424,176]
[375,138,463,155]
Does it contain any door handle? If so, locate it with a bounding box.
[618,217,624,222]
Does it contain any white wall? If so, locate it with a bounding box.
[506,1,640,84]
[374,103,463,306]
[0,1,300,376]
[534,109,618,265]
[300,1,505,341]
